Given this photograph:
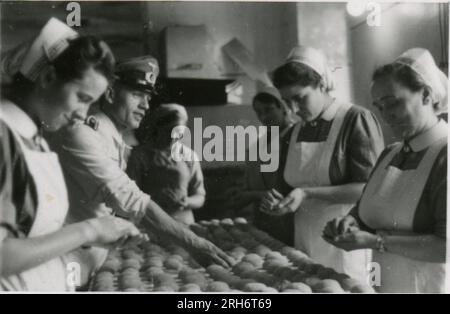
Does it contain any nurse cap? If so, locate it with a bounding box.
[286,46,335,92]
[394,48,448,114]
[115,56,159,93]
[1,18,78,82]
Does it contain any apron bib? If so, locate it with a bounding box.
[0,104,71,291]
[359,133,447,293]
[283,101,370,283]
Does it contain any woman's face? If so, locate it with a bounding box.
[253,100,286,127]
[41,67,109,131]
[279,83,325,122]
[371,76,433,139]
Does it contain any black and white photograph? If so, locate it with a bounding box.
[0,0,448,295]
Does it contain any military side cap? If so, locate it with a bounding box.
[115,56,159,93]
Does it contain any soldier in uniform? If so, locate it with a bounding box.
[49,56,233,282]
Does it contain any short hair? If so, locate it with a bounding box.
[372,63,427,94]
[273,62,322,89]
[252,92,283,109]
[52,35,115,83]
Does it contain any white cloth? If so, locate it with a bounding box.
[286,46,335,92]
[359,120,448,293]
[394,48,448,114]
[283,100,370,283]
[1,18,78,82]
[0,101,71,291]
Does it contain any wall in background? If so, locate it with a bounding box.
[143,1,298,105]
[349,2,446,144]
[0,1,146,61]
[141,1,299,168]
[296,2,353,102]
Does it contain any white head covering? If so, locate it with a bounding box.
[1,18,78,82]
[286,46,335,92]
[393,48,448,114]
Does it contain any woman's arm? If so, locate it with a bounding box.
[185,194,205,210]
[382,233,446,263]
[1,223,90,276]
[303,182,365,204]
[268,183,365,216]
[0,217,143,277]
[324,228,446,263]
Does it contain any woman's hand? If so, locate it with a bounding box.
[259,189,284,214]
[323,215,360,240]
[83,216,148,248]
[323,229,377,251]
[264,188,306,216]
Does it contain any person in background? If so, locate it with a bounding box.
[0,18,144,291]
[226,86,297,245]
[324,48,447,293]
[49,56,233,278]
[261,46,384,282]
[127,104,205,225]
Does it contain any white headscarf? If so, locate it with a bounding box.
[393,48,448,114]
[1,18,78,82]
[286,46,335,92]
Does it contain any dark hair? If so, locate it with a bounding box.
[253,92,282,109]
[372,62,427,94]
[273,62,322,89]
[4,35,115,103]
[52,35,115,83]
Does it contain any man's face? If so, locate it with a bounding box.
[111,84,151,130]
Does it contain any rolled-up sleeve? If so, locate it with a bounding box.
[188,157,206,197]
[58,125,150,222]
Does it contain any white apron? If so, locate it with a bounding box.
[359,123,447,293]
[283,100,370,283]
[0,102,71,291]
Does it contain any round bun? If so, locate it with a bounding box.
[179,284,202,292]
[206,281,230,292]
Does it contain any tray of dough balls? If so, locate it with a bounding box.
[90,217,374,293]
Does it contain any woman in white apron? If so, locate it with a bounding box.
[0,18,144,292]
[324,48,448,293]
[260,46,384,283]
[227,86,297,245]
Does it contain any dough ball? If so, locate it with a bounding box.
[242,282,271,292]
[220,218,234,227]
[285,282,312,293]
[164,258,184,271]
[233,217,248,225]
[242,254,264,268]
[210,219,221,226]
[153,285,177,292]
[206,281,230,292]
[121,258,141,270]
[312,279,345,293]
[232,262,255,275]
[179,284,202,292]
[304,276,322,287]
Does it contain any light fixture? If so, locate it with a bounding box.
[346,0,367,17]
